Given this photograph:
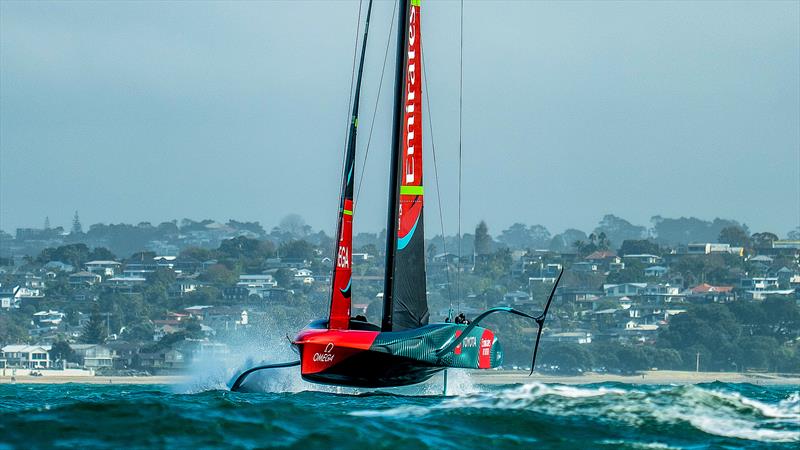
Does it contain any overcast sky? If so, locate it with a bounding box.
[1,0,798,238]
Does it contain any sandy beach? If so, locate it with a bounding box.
[0,375,189,385]
[2,370,798,386]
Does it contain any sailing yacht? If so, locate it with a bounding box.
[231,0,559,391]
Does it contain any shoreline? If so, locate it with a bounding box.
[1,370,798,386]
[469,370,800,386]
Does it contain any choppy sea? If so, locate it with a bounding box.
[0,376,797,449]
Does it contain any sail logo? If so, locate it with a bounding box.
[337,246,350,268]
[313,342,335,363]
[404,5,419,185]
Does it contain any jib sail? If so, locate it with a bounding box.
[383,0,429,331]
[329,0,374,330]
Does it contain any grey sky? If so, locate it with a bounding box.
[1,0,798,238]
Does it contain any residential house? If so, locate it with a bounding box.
[68,271,102,286]
[772,240,800,249]
[687,243,744,256]
[294,268,315,284]
[85,260,122,277]
[740,277,779,290]
[687,283,735,302]
[122,259,158,278]
[169,277,201,298]
[541,331,592,345]
[352,252,373,262]
[106,276,147,291]
[1,345,50,368]
[740,276,795,300]
[585,251,624,271]
[644,266,668,278]
[642,283,685,303]
[749,255,774,265]
[604,283,647,297]
[555,288,603,304]
[32,310,65,329]
[622,254,662,265]
[572,261,598,273]
[503,291,531,305]
[776,267,796,287]
[237,274,278,298]
[71,344,114,369]
[0,284,20,309]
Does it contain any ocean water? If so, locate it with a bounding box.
[0,379,797,449]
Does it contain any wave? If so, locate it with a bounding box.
[351,382,800,443]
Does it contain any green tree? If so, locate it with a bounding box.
[719,226,751,248]
[199,264,237,285]
[751,232,779,250]
[218,236,275,260]
[88,247,116,261]
[474,221,492,256]
[80,307,107,344]
[594,214,646,248]
[279,240,316,260]
[180,246,214,262]
[123,320,155,342]
[619,239,661,256]
[49,341,79,365]
[274,268,294,287]
[0,313,30,344]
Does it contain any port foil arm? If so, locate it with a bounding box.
[229,360,301,392]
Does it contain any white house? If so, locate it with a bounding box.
[238,274,278,297]
[71,344,113,369]
[623,254,662,265]
[33,310,65,328]
[687,243,744,256]
[85,260,122,277]
[1,345,51,368]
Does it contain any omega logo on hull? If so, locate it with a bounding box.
[313,342,336,363]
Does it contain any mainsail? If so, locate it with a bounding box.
[383,0,429,331]
[328,0,374,330]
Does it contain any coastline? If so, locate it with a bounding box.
[470,370,800,386]
[1,370,798,386]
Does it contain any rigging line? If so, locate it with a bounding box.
[456,0,464,314]
[355,0,397,204]
[421,44,454,312]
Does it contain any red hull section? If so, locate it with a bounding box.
[293,321,502,388]
[295,328,378,376]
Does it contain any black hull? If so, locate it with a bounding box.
[301,350,444,388]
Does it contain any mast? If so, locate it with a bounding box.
[381,0,410,331]
[383,0,428,331]
[328,0,374,330]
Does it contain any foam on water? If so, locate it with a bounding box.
[2,381,797,449]
[351,382,800,443]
